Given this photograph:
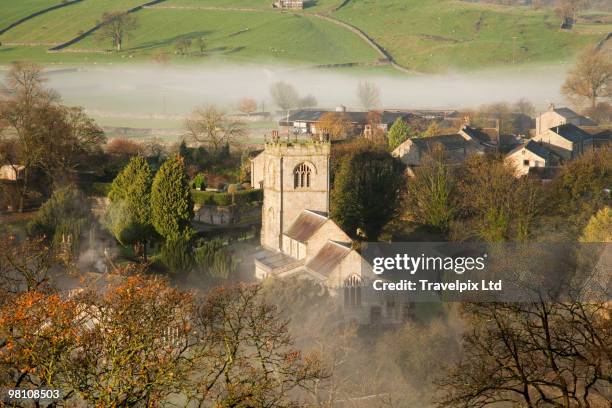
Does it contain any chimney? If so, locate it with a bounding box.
[335,105,346,113]
[548,103,555,112]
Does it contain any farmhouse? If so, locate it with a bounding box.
[272,0,303,9]
[392,133,484,167]
[535,105,597,136]
[459,124,521,153]
[279,107,413,140]
[533,123,593,160]
[505,140,561,176]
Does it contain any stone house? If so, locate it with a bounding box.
[0,164,25,181]
[392,133,484,167]
[535,105,597,136]
[505,140,561,176]
[533,123,593,160]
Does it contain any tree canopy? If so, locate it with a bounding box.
[331,144,405,240]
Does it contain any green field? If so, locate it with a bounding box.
[163,0,343,12]
[0,0,608,71]
[0,0,144,45]
[0,0,62,31]
[334,0,603,71]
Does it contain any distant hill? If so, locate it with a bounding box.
[0,0,609,72]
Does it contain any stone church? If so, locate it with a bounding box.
[251,139,414,325]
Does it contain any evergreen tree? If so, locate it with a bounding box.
[106,156,154,259]
[331,146,405,240]
[387,118,413,150]
[151,155,194,241]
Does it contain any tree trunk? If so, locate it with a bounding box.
[18,167,29,213]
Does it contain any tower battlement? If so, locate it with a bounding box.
[264,140,331,157]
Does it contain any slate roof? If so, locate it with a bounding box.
[549,123,592,143]
[284,210,328,243]
[552,108,597,126]
[461,126,497,144]
[254,250,300,270]
[593,129,611,146]
[305,241,352,277]
[411,134,470,151]
[508,140,552,159]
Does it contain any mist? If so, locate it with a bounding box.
[40,63,570,122]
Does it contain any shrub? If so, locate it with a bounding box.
[160,235,193,274]
[192,189,263,206]
[192,173,207,190]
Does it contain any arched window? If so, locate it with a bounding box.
[344,275,362,308]
[293,163,312,189]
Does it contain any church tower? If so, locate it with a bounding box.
[261,140,331,251]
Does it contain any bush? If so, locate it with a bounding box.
[192,189,263,206]
[89,182,112,197]
[193,239,235,280]
[192,173,206,190]
[160,236,193,274]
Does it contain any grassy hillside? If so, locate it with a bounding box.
[72,8,378,64]
[0,0,608,71]
[0,0,145,45]
[334,0,605,71]
[0,0,62,31]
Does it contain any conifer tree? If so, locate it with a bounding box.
[150,155,194,241]
[106,156,154,259]
[387,118,413,150]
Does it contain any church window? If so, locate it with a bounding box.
[344,275,362,307]
[293,163,312,189]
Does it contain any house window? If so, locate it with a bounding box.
[523,159,530,166]
[344,275,362,307]
[293,163,312,189]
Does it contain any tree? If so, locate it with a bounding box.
[174,37,192,55]
[331,145,405,240]
[0,62,105,211]
[387,117,413,150]
[438,300,612,408]
[317,112,353,140]
[270,81,299,110]
[185,105,246,151]
[580,206,611,242]
[97,12,138,52]
[562,46,612,109]
[106,156,155,260]
[555,0,589,28]
[513,97,536,116]
[406,148,456,232]
[298,94,317,108]
[238,97,257,115]
[28,185,90,257]
[188,284,325,407]
[422,121,442,138]
[357,80,380,110]
[150,155,194,241]
[583,101,612,124]
[196,37,206,54]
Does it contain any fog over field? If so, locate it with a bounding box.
[39,63,570,125]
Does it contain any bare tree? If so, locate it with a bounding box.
[238,97,258,115]
[298,94,318,108]
[185,105,246,151]
[438,300,612,408]
[270,81,299,111]
[513,97,536,116]
[317,112,354,140]
[357,81,381,110]
[97,12,138,52]
[562,47,612,109]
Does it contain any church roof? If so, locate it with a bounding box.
[306,241,351,277]
[254,250,301,271]
[284,210,328,243]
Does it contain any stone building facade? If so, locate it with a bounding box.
[260,141,331,251]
